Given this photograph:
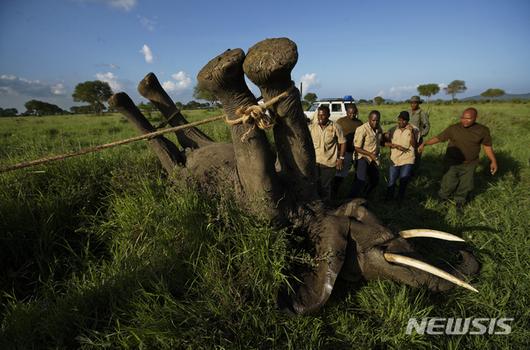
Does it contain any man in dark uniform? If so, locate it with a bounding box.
[332,103,363,195]
[419,107,498,214]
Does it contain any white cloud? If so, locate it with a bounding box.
[51,83,66,95]
[140,44,154,63]
[0,74,66,97]
[162,71,192,93]
[1,74,16,80]
[438,82,448,90]
[376,85,418,99]
[138,15,157,31]
[96,63,120,69]
[300,73,320,93]
[108,0,136,10]
[95,72,122,91]
[78,0,137,11]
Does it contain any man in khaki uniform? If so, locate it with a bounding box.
[309,105,346,201]
[384,111,418,201]
[350,110,383,198]
[333,103,363,194]
[408,95,430,173]
[419,107,498,214]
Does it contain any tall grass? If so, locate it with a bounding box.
[1,103,529,348]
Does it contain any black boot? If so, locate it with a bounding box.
[385,185,396,201]
[332,176,344,197]
[397,177,410,202]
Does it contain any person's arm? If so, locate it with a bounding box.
[408,124,418,148]
[353,127,376,161]
[421,111,430,136]
[384,141,409,152]
[335,124,347,170]
[355,146,377,161]
[483,145,498,175]
[337,142,346,170]
[418,136,441,153]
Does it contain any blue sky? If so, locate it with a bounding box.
[1,0,529,111]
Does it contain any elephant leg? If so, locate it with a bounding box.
[242,38,351,313]
[108,92,185,172]
[109,92,186,173]
[197,48,285,221]
[244,38,318,204]
[138,72,213,149]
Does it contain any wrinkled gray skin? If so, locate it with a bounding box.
[109,38,479,315]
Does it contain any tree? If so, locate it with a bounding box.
[303,92,318,104]
[444,80,467,102]
[480,88,505,101]
[24,100,65,116]
[373,96,385,105]
[193,85,217,106]
[175,101,184,110]
[417,84,440,101]
[72,80,113,115]
[0,107,18,117]
[183,100,203,110]
[70,105,93,114]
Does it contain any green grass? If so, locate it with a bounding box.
[1,103,529,349]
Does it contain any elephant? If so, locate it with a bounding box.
[108,37,479,315]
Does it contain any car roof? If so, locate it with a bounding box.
[315,97,355,103]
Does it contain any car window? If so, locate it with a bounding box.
[331,103,342,112]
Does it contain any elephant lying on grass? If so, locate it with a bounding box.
[109,37,479,314]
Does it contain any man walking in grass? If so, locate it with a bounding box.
[408,95,430,173]
[333,103,363,195]
[309,105,346,201]
[350,110,383,198]
[419,107,498,214]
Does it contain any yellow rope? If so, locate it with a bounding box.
[224,86,294,141]
[0,115,224,174]
[0,88,295,173]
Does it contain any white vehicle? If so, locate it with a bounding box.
[304,96,355,122]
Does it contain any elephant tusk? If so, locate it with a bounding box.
[399,229,465,242]
[383,253,478,293]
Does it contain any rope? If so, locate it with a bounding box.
[0,115,224,174]
[0,88,295,173]
[224,86,294,142]
[154,109,180,129]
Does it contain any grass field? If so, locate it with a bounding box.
[1,103,529,349]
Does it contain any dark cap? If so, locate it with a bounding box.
[397,111,410,121]
[409,95,423,104]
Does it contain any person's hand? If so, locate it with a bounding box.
[418,143,425,154]
[369,153,378,163]
[490,161,498,175]
[336,158,344,170]
[405,124,413,130]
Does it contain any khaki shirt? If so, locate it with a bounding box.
[408,108,430,137]
[310,120,346,168]
[354,122,383,164]
[388,126,416,166]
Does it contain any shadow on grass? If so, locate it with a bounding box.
[0,253,190,349]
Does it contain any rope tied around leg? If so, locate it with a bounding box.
[224,85,296,142]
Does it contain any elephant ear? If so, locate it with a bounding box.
[290,214,350,314]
